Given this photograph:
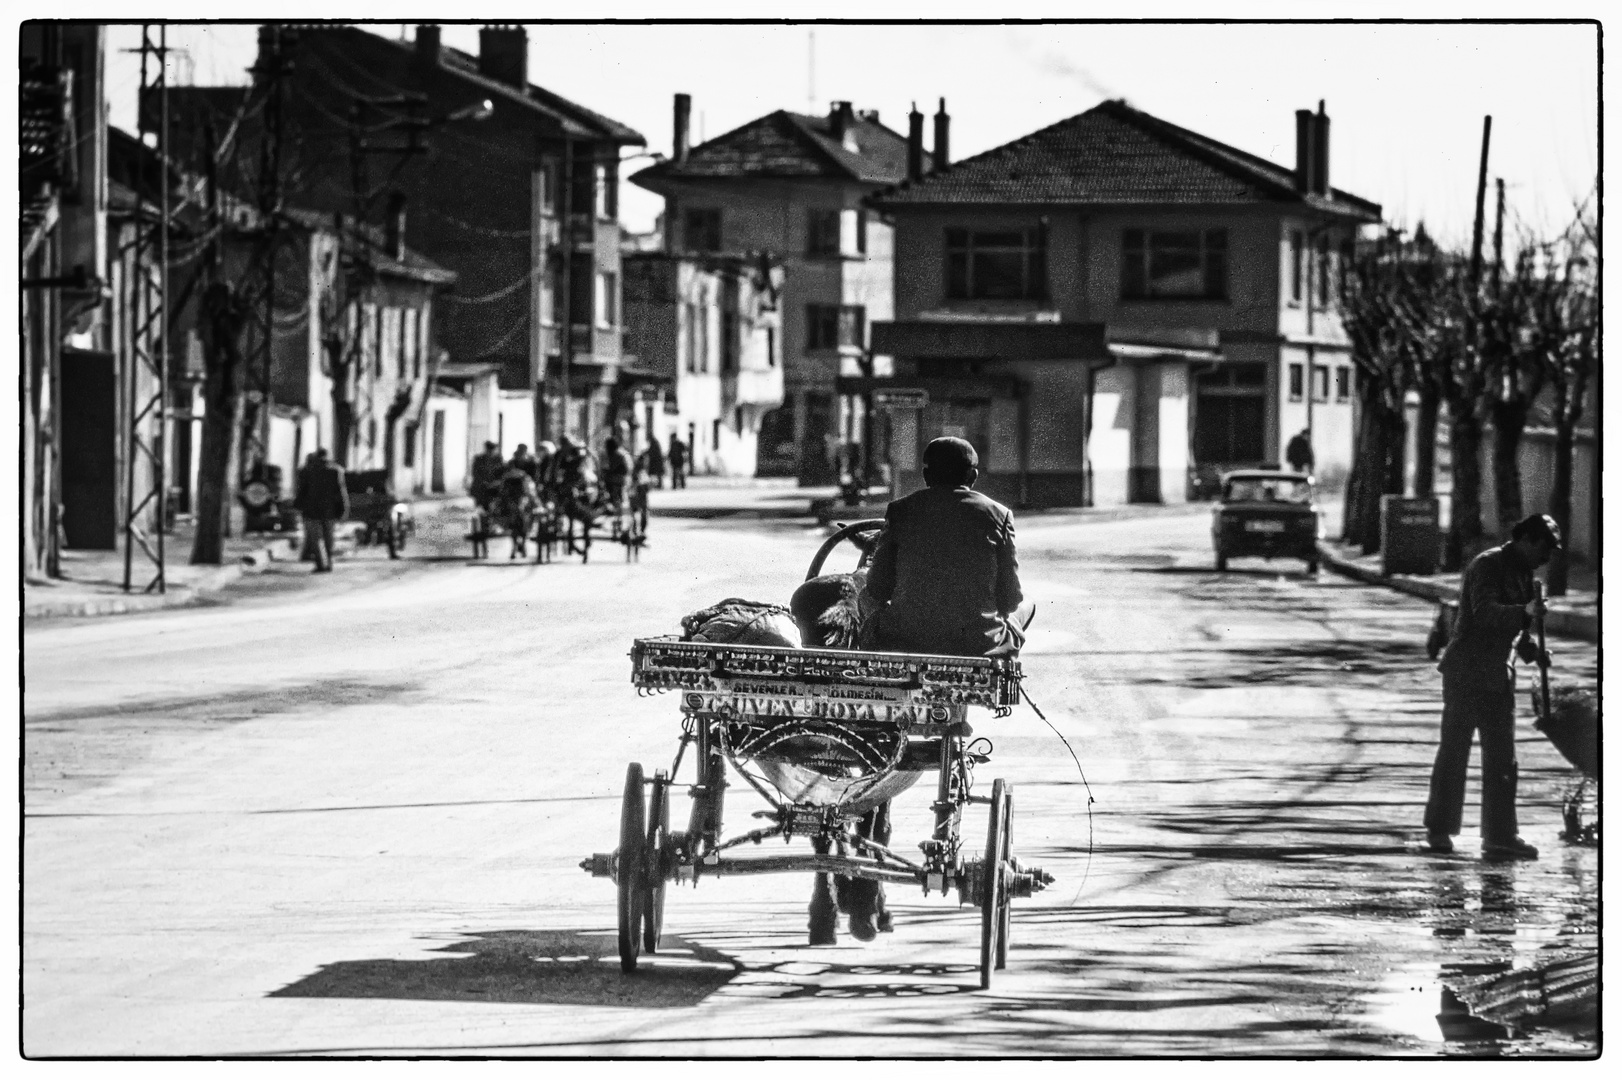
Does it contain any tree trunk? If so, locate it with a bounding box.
[190,284,245,565]
[1546,417,1576,597]
[1349,385,1391,554]
[1488,398,1529,534]
[1413,383,1440,497]
[1444,409,1484,572]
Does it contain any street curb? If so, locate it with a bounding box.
[1316,542,1598,643]
[23,542,281,620]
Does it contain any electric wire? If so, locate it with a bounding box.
[444,268,535,305]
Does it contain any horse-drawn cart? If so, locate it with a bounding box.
[584,589,1052,987]
[344,469,413,559]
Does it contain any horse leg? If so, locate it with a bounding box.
[809,836,838,945]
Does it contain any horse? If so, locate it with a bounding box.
[491,470,541,560]
[548,448,606,561]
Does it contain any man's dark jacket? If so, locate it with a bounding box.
[294,461,349,521]
[864,485,1023,657]
[1438,542,1533,676]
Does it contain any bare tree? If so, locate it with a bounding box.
[190,281,248,564]
[1480,245,1544,532]
[1529,211,1598,595]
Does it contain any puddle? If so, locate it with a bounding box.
[1366,963,1597,1056]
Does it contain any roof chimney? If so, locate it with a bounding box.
[673,93,691,163]
[385,191,407,261]
[932,97,950,173]
[1294,108,1316,193]
[829,100,856,143]
[858,109,880,123]
[1313,100,1330,196]
[478,25,528,89]
[415,25,441,70]
[907,103,924,182]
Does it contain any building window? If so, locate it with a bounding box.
[1312,364,1330,403]
[685,208,722,253]
[806,303,865,351]
[766,326,776,367]
[1317,235,1332,308]
[570,158,595,216]
[855,210,868,255]
[403,421,417,466]
[712,418,721,450]
[367,416,377,450]
[720,310,739,372]
[535,164,555,215]
[1290,229,1304,304]
[684,302,707,373]
[807,208,842,257]
[1122,228,1228,301]
[1334,364,1350,402]
[595,271,618,329]
[594,163,614,221]
[1288,362,1304,402]
[947,227,1048,301]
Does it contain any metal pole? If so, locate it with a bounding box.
[559,138,573,441]
[155,23,169,588]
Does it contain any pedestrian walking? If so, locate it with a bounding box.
[1285,428,1315,475]
[1423,513,1561,860]
[646,435,666,489]
[293,447,348,573]
[667,433,688,489]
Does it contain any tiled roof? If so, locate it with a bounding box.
[282,206,458,285]
[433,41,643,145]
[873,100,1380,220]
[631,109,926,189]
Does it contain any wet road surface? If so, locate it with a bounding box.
[23,502,1598,1056]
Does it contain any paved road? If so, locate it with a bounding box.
[24,502,1597,1056]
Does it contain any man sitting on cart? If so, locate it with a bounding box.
[820,436,1024,942]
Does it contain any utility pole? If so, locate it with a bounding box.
[1491,177,1506,296]
[559,137,574,441]
[1468,116,1492,292]
[123,23,170,593]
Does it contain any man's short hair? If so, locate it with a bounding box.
[1511,513,1563,550]
[922,437,978,487]
[484,441,497,451]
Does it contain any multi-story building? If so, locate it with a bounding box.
[162,23,644,476]
[870,99,1382,507]
[621,251,785,475]
[630,96,930,484]
[22,23,108,575]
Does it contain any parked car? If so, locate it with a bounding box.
[1211,469,1321,573]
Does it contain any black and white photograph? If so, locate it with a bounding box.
[15,3,1603,1059]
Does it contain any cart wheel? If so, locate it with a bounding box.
[996,785,1013,970]
[618,762,647,973]
[385,522,399,559]
[979,778,1008,990]
[644,771,670,952]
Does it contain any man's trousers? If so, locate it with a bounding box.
[1424,666,1519,843]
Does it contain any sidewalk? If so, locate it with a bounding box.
[1317,539,1598,642]
[24,522,300,620]
[24,492,481,621]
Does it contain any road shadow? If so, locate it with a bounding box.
[25,676,421,726]
[269,929,740,1009]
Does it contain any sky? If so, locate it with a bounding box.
[102,17,1599,248]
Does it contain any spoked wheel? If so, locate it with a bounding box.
[979,778,1009,990]
[617,762,647,973]
[644,770,670,952]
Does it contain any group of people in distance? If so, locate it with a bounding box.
[467,431,696,537]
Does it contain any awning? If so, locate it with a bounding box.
[871,319,1108,361]
[1108,341,1221,362]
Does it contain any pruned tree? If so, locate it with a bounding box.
[1339,230,1421,554]
[190,280,249,564]
[1479,244,1544,532]
[1528,208,1598,595]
